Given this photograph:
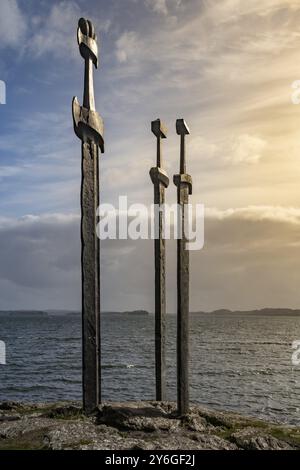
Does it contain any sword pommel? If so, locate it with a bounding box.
[151,119,167,139]
[176,118,190,136]
[78,18,98,68]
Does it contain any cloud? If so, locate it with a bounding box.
[190,206,300,311]
[0,214,80,309]
[145,0,168,15]
[208,0,300,21]
[206,206,300,225]
[0,212,153,310]
[0,166,23,180]
[0,217,75,303]
[3,0,297,216]
[1,206,300,311]
[189,134,267,166]
[0,0,27,49]
[145,0,182,16]
[28,1,81,59]
[0,105,82,217]
[26,1,111,60]
[189,136,218,161]
[2,0,300,312]
[115,31,141,63]
[227,134,267,164]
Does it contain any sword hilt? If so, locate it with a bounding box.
[77,18,98,111]
[72,18,104,152]
[176,119,190,174]
[150,119,169,188]
[174,119,192,195]
[151,119,167,168]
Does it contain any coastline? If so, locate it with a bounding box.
[0,401,299,450]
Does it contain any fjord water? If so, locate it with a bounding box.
[0,312,300,425]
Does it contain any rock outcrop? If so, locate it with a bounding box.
[0,401,299,450]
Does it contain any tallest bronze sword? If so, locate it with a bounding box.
[72,18,104,414]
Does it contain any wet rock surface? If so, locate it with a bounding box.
[0,401,299,450]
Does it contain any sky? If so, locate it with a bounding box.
[1,0,300,311]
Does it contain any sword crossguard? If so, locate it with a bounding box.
[72,18,104,152]
[72,97,104,151]
[173,173,192,195]
[150,167,169,188]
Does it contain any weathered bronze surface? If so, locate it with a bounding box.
[150,119,169,401]
[174,119,192,415]
[72,18,104,414]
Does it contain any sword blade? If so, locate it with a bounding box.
[154,180,167,401]
[177,183,190,415]
[81,140,101,413]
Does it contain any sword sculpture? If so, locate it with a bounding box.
[72,18,104,414]
[174,119,192,415]
[150,119,169,401]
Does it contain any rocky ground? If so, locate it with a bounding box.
[0,401,299,450]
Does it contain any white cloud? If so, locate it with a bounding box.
[0,166,23,180]
[188,134,266,169]
[206,206,300,225]
[189,136,218,160]
[115,31,141,63]
[228,134,267,164]
[145,0,168,15]
[0,213,80,232]
[27,1,111,60]
[207,0,300,21]
[28,1,81,59]
[145,0,182,15]
[0,0,27,48]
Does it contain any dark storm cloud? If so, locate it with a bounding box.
[1,207,300,311]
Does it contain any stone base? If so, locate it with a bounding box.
[0,401,299,450]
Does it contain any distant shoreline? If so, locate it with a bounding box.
[1,308,300,316]
[191,308,300,316]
